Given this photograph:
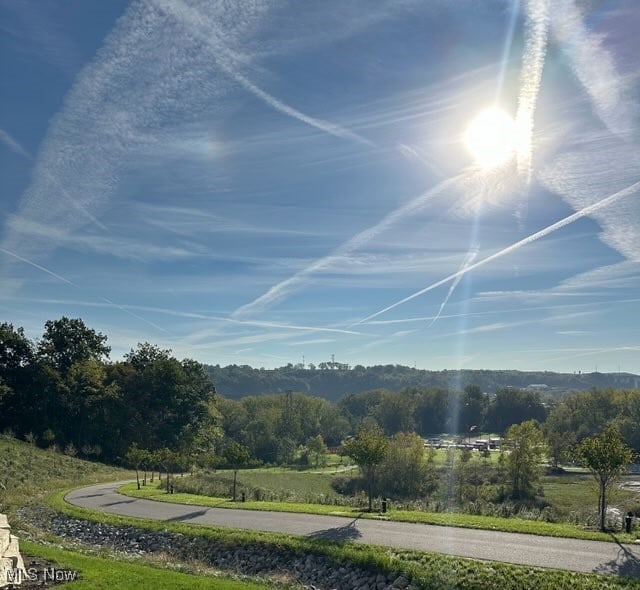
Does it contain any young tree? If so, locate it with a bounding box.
[223,440,251,501]
[125,443,148,490]
[578,427,633,531]
[379,432,435,499]
[343,426,388,512]
[502,420,546,500]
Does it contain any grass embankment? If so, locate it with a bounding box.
[53,489,640,590]
[119,481,638,543]
[20,541,275,590]
[0,436,283,589]
[0,436,132,516]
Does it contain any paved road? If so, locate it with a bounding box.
[66,482,640,577]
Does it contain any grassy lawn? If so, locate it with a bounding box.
[542,473,638,519]
[216,468,339,497]
[19,540,278,589]
[53,489,640,590]
[118,481,639,543]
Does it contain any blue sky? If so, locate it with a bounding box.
[1,0,639,373]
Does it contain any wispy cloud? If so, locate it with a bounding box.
[447,309,599,338]
[13,297,366,338]
[551,0,637,139]
[9,216,199,262]
[152,0,374,147]
[285,338,336,347]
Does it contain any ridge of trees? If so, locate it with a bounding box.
[2,317,640,487]
[205,363,639,401]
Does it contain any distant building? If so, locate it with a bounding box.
[526,383,549,391]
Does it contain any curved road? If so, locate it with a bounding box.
[66,482,640,577]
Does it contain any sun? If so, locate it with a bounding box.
[464,107,518,169]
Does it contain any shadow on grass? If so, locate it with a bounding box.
[307,517,362,542]
[593,533,640,578]
[165,509,209,522]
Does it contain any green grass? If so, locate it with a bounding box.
[118,482,638,543]
[52,488,640,590]
[206,468,339,497]
[542,473,637,519]
[19,540,277,589]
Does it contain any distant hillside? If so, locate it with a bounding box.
[204,364,640,401]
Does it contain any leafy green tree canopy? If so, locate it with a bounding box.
[344,426,388,511]
[502,420,546,500]
[578,427,634,531]
[38,317,110,374]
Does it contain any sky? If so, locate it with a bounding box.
[1,0,639,373]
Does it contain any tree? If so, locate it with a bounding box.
[578,427,633,531]
[38,317,110,374]
[485,388,546,433]
[460,384,487,435]
[374,392,415,435]
[343,426,388,512]
[379,432,435,499]
[306,434,328,467]
[544,407,575,470]
[502,420,546,499]
[414,387,449,435]
[125,444,150,489]
[124,342,171,370]
[223,441,251,501]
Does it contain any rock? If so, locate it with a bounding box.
[392,575,410,588]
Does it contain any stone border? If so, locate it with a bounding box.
[1,514,26,588]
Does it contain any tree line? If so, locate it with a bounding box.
[0,319,217,462]
[2,318,640,471]
[206,363,638,401]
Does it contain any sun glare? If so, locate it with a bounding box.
[464,107,518,169]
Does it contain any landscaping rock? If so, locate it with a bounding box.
[18,505,416,590]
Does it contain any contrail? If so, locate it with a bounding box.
[232,172,469,318]
[356,179,640,324]
[0,247,77,286]
[515,0,550,183]
[99,296,171,334]
[0,128,31,160]
[154,0,373,148]
[0,249,169,334]
[426,248,477,328]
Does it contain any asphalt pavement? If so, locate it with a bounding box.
[65,481,640,577]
